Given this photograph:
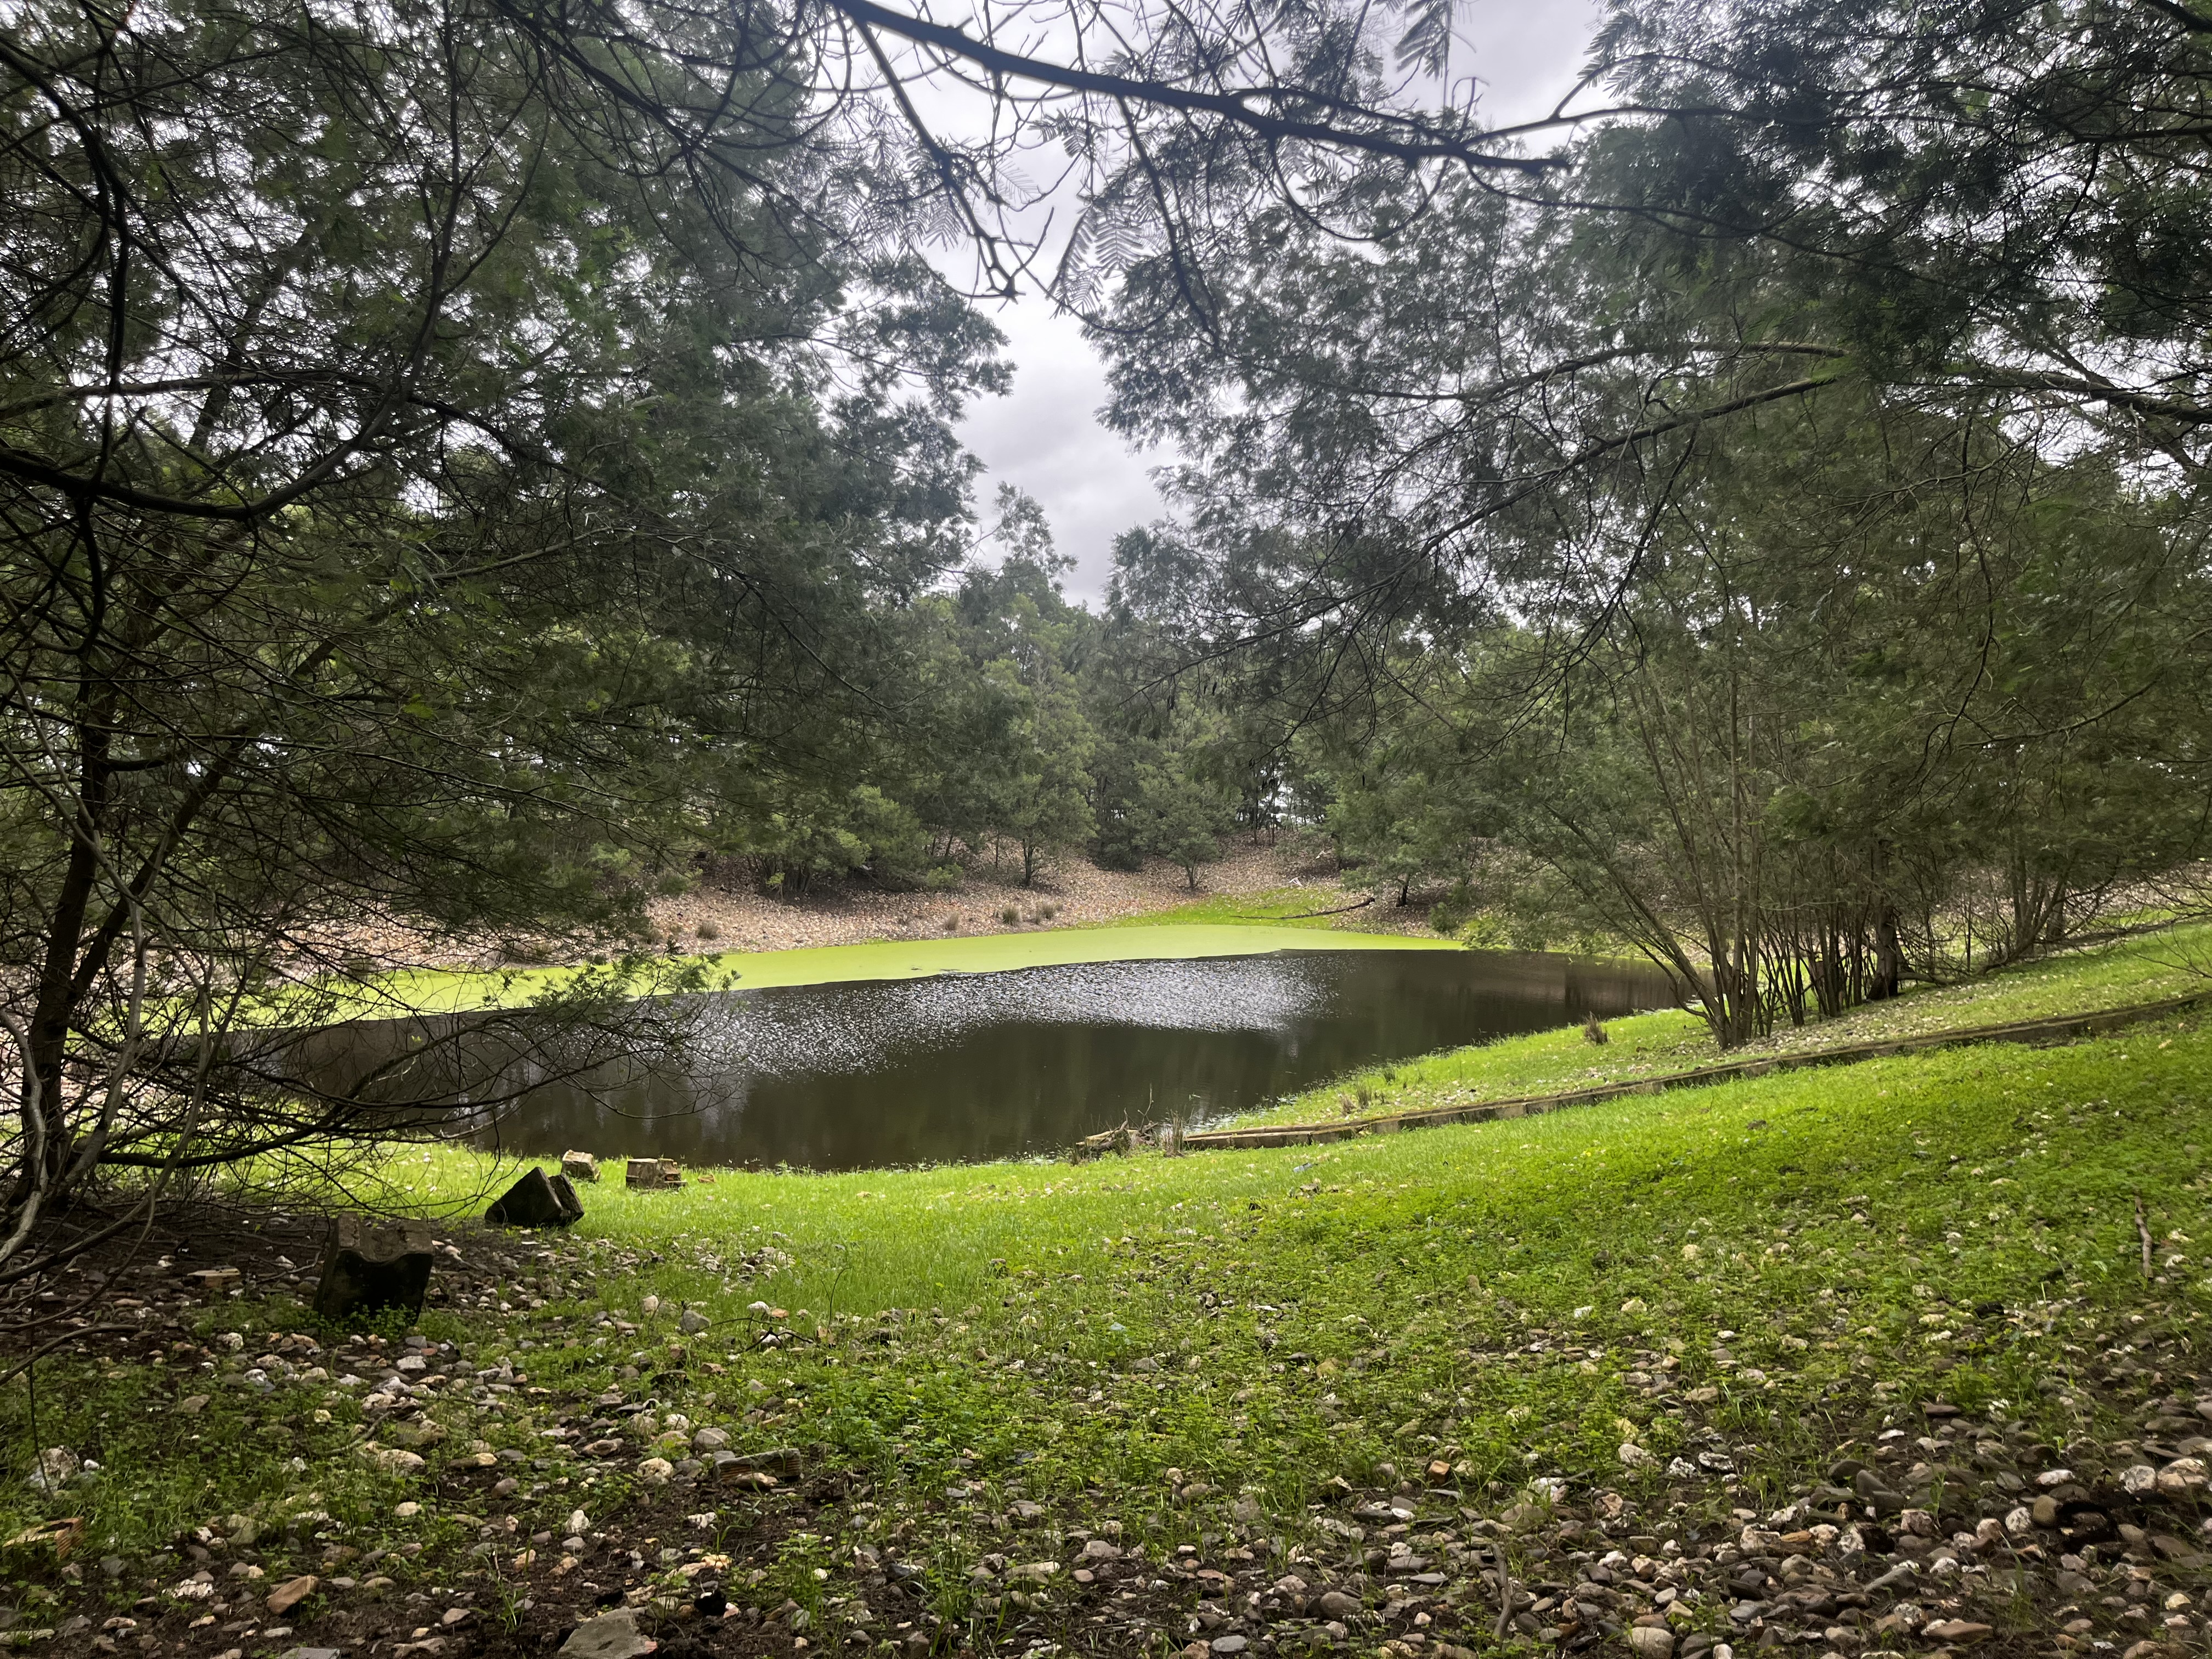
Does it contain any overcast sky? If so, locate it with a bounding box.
[955,1,1605,602]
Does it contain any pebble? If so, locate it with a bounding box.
[1628,1628,1674,1658]
[263,1575,318,1616]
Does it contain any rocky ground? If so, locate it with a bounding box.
[9,1220,2210,1659]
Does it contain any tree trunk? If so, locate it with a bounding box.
[1871,900,1903,1000]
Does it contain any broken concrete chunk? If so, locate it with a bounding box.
[560,1608,657,1657]
[625,1157,681,1190]
[311,1217,434,1324]
[484,1166,584,1228]
[561,1150,600,1183]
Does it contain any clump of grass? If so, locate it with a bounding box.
[1583,1012,1608,1045]
[1039,902,1059,920]
[942,914,962,931]
[696,918,720,941]
[1000,906,1020,926]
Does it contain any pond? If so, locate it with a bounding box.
[442,945,1677,1171]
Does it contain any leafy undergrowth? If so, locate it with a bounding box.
[4,1015,2211,1658]
[1224,925,2212,1132]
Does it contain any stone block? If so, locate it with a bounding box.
[485,1166,584,1227]
[312,1218,433,1324]
[561,1150,600,1183]
[625,1157,681,1190]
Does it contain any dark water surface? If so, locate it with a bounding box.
[433,948,1676,1171]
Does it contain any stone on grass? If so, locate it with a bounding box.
[312,1218,434,1324]
[1318,1590,1362,1617]
[22,1448,79,1492]
[560,1608,658,1657]
[626,1157,681,1190]
[561,1150,600,1183]
[1628,1627,1675,1658]
[484,1166,584,1228]
[263,1574,318,1616]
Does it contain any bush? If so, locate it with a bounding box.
[1000,906,1019,925]
[922,864,963,892]
[695,919,720,941]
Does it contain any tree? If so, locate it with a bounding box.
[0,0,1001,1288]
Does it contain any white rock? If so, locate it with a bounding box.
[2157,1457,2208,1493]
[24,1448,79,1492]
[558,1609,656,1658]
[1618,1443,1658,1470]
[2124,1464,2158,1494]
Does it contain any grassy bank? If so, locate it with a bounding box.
[4,935,2210,1658]
[1224,924,2212,1132]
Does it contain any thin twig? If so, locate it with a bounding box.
[2135,1192,2154,1280]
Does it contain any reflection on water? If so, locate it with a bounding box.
[400,947,1675,1171]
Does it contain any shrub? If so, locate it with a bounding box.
[696,919,721,941]
[1000,906,1020,926]
[942,915,961,931]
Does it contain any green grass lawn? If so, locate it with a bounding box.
[6,926,2210,1656]
[1225,922,2212,1132]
